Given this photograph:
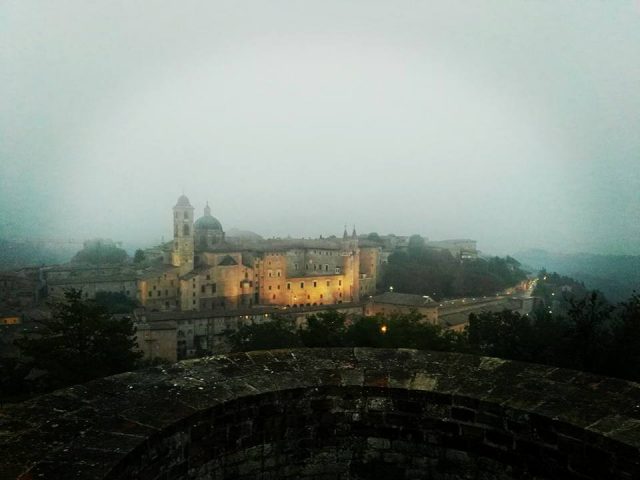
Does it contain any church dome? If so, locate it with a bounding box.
[195,215,223,231]
[194,202,223,231]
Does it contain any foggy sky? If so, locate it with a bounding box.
[1,1,639,255]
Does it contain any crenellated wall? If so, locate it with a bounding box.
[2,349,640,479]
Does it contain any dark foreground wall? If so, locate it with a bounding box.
[2,348,640,479]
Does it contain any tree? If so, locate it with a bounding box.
[299,310,348,347]
[607,292,640,381]
[72,240,128,264]
[467,310,539,361]
[133,249,146,263]
[0,357,32,402]
[366,232,383,244]
[229,318,301,352]
[565,291,612,372]
[344,311,464,351]
[15,289,141,390]
[94,291,138,314]
[407,234,426,254]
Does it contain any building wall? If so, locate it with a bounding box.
[359,247,380,297]
[138,270,181,310]
[135,323,177,362]
[364,303,439,324]
[49,278,137,301]
[137,303,366,362]
[257,252,289,304]
[285,248,344,277]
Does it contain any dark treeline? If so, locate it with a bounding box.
[1,289,142,402]
[231,276,640,383]
[380,235,528,299]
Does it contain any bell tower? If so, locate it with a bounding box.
[171,194,194,272]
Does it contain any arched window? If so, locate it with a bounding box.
[183,212,189,219]
[183,225,190,236]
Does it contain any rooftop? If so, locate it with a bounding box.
[372,291,436,307]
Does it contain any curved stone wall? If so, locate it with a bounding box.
[2,348,640,479]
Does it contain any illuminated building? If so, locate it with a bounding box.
[138,195,380,312]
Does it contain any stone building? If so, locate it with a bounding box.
[364,291,439,324]
[137,195,380,313]
[134,302,364,361]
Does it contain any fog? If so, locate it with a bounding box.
[1,1,639,255]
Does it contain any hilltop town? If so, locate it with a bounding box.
[1,195,533,363]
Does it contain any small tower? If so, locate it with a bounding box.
[171,194,194,271]
[351,225,359,250]
[341,224,361,303]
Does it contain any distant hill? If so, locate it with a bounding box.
[0,238,75,270]
[513,249,640,302]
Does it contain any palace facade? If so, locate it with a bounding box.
[137,195,380,312]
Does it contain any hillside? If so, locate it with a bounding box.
[514,249,640,303]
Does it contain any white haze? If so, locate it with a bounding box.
[1,1,639,255]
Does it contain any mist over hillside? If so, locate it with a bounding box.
[0,238,75,270]
[514,249,640,303]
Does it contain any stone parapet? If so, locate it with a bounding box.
[2,348,640,479]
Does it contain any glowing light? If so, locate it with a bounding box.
[380,325,388,334]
